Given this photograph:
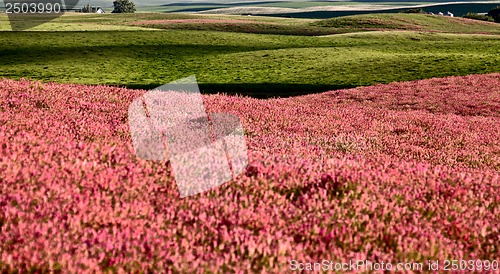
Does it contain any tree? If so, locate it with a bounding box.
[112,0,135,13]
[487,6,500,22]
[463,12,493,22]
[403,8,424,14]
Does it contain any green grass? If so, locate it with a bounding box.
[0,13,198,31]
[314,13,500,34]
[0,13,499,97]
[117,13,500,36]
[135,1,500,15]
[136,22,353,36]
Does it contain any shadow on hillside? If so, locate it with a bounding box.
[122,83,358,99]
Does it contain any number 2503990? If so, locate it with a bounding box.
[443,260,498,271]
[5,2,61,14]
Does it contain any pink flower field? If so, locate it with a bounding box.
[0,74,499,272]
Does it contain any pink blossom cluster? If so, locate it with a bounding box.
[0,74,499,272]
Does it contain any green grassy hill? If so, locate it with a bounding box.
[314,13,500,34]
[106,13,500,35]
[0,13,499,97]
[3,13,500,34]
[193,2,500,18]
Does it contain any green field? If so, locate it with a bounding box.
[137,1,500,15]
[1,13,499,97]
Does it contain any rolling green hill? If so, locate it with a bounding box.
[313,13,500,34]
[0,13,499,97]
[97,13,500,35]
[192,2,500,17]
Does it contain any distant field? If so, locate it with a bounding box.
[139,1,500,16]
[127,13,500,35]
[2,0,499,17]
[258,3,500,18]
[0,13,499,97]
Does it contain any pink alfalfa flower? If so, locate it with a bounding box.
[0,74,499,272]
